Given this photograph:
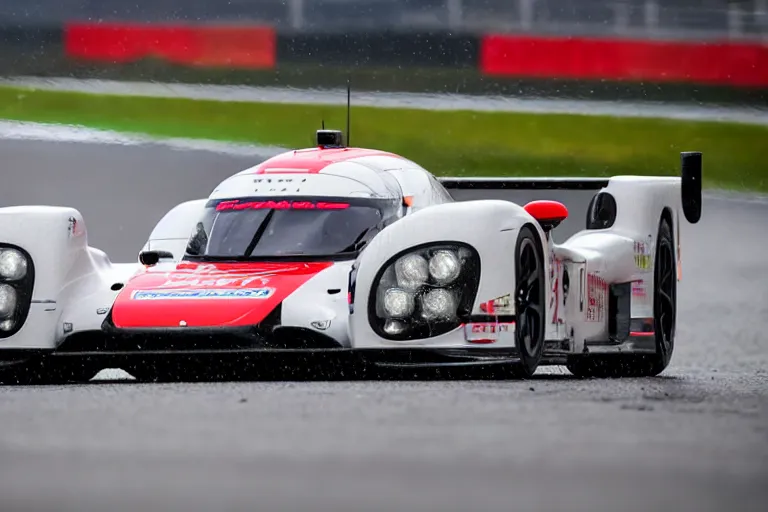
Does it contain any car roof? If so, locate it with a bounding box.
[210,147,414,200]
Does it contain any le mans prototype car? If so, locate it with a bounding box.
[0,129,702,384]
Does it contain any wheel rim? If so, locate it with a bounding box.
[516,238,543,356]
[655,235,676,358]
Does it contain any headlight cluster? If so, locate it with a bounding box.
[370,243,480,340]
[0,245,34,338]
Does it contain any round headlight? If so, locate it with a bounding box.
[0,249,27,281]
[371,243,481,341]
[383,288,415,318]
[0,319,14,331]
[428,250,461,284]
[394,254,428,291]
[0,284,18,318]
[420,288,458,321]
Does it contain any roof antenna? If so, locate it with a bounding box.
[321,119,325,130]
[346,79,351,147]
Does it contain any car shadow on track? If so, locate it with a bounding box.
[0,356,684,386]
[75,364,685,385]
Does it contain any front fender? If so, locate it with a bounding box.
[57,259,143,342]
[349,200,543,348]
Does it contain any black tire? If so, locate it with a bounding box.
[647,217,677,374]
[508,225,547,378]
[567,218,676,378]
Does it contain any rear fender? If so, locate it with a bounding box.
[348,200,548,348]
[558,176,693,353]
[436,151,703,353]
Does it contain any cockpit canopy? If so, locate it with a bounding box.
[184,196,404,260]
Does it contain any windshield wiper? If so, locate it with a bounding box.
[244,209,276,257]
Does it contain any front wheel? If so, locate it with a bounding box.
[567,218,677,378]
[507,224,546,378]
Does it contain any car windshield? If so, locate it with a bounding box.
[184,196,402,259]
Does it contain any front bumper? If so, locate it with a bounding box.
[44,305,523,367]
[27,323,522,377]
[1,329,645,382]
[0,304,530,380]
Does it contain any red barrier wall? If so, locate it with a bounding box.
[480,34,768,87]
[64,23,276,69]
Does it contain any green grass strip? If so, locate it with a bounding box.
[1,85,765,192]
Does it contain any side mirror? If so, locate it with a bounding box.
[139,250,174,266]
[523,200,569,233]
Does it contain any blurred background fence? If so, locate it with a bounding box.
[2,0,767,38]
[0,1,766,103]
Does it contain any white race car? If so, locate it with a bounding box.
[0,129,702,383]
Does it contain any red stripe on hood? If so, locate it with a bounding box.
[111,261,333,328]
[252,147,401,174]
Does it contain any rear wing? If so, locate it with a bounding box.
[438,152,702,237]
[438,177,609,191]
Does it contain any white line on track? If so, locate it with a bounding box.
[0,120,285,158]
[3,76,768,126]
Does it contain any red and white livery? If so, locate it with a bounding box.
[0,129,703,383]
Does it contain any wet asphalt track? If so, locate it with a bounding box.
[1,139,768,512]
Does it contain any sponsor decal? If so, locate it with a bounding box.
[634,235,653,270]
[464,322,515,344]
[470,323,511,334]
[215,199,350,212]
[254,177,299,184]
[479,294,513,315]
[155,263,306,289]
[632,280,647,298]
[63,322,73,334]
[157,276,269,289]
[67,216,84,238]
[131,288,274,300]
[549,253,563,324]
[586,273,608,322]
